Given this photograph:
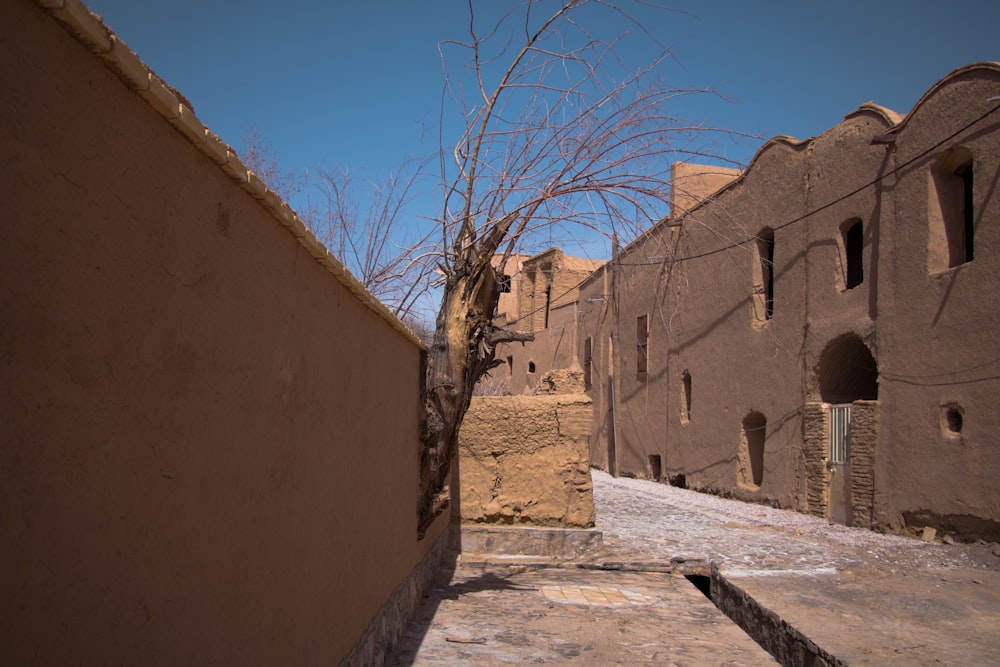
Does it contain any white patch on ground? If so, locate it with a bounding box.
[722,567,839,577]
[541,584,656,606]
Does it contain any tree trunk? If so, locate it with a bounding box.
[416,263,499,537]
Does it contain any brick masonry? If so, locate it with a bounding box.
[803,402,829,517]
[341,527,456,667]
[849,401,878,529]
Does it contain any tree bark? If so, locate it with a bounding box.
[417,266,499,537]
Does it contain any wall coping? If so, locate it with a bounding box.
[33,0,427,351]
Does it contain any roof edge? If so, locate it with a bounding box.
[888,61,1000,134]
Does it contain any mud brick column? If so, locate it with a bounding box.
[803,402,829,518]
[848,401,878,529]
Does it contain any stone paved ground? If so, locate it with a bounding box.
[388,471,1000,665]
[389,568,776,666]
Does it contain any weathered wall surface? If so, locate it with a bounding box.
[493,248,603,394]
[669,161,741,216]
[458,395,596,527]
[802,403,830,517]
[580,63,1000,540]
[872,66,1000,539]
[0,2,448,665]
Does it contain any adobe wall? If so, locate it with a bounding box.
[493,248,603,395]
[458,395,596,528]
[581,63,1000,539]
[577,266,617,471]
[600,228,680,481]
[591,140,813,507]
[495,304,580,394]
[873,65,1000,539]
[0,2,449,665]
[669,161,741,216]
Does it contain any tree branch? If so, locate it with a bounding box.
[487,328,535,345]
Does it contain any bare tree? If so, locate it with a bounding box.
[416,0,735,534]
[241,124,439,322]
[239,126,300,202]
[305,158,437,321]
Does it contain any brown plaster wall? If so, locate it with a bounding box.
[599,142,814,507]
[458,396,596,527]
[577,266,617,471]
[871,67,1000,538]
[669,161,741,216]
[0,2,447,664]
[580,64,1000,539]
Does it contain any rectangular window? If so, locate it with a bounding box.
[929,149,974,271]
[760,231,774,320]
[843,219,864,289]
[636,314,648,376]
[583,337,593,390]
[752,228,775,324]
[681,370,692,424]
[497,273,511,293]
[958,162,975,264]
[544,286,551,328]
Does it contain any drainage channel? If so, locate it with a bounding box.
[462,557,841,666]
[680,562,844,667]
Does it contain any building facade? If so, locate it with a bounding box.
[575,64,1000,540]
[489,248,604,394]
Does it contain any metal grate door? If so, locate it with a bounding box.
[829,404,851,463]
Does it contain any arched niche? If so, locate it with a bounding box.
[817,334,878,404]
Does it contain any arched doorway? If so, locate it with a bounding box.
[812,335,879,526]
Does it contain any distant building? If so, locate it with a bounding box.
[488,249,604,394]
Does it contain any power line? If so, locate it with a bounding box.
[500,100,1000,329]
[619,101,1000,266]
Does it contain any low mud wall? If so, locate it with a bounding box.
[458,394,596,527]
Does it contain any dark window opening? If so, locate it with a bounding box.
[930,149,974,271]
[843,219,864,289]
[543,286,551,328]
[944,404,964,434]
[957,162,974,264]
[583,337,593,390]
[636,314,648,376]
[753,228,775,323]
[497,273,511,293]
[681,370,692,424]
[507,355,513,376]
[761,231,774,320]
[648,454,662,481]
[668,473,687,489]
[741,412,766,488]
[528,361,536,374]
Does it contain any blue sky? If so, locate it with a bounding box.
[86,0,999,248]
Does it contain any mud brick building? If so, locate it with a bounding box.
[499,65,1000,541]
